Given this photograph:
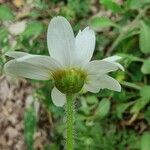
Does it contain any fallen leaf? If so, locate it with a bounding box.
[8,20,26,35]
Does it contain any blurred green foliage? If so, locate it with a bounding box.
[0,0,150,149]
[24,105,36,150]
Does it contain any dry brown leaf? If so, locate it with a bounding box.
[8,21,26,35]
[13,0,24,8]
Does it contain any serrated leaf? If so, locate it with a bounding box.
[24,105,36,150]
[140,21,150,53]
[141,59,150,74]
[96,98,111,119]
[100,0,122,13]
[0,5,14,21]
[141,132,150,150]
[90,16,119,30]
[22,21,43,38]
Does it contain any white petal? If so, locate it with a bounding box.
[84,75,100,93]
[5,52,62,72]
[51,87,66,107]
[112,62,124,71]
[85,60,120,75]
[74,27,95,66]
[16,54,62,72]
[5,51,29,58]
[47,16,75,67]
[84,74,121,92]
[4,60,51,80]
[103,55,122,62]
[103,55,124,71]
[98,75,121,92]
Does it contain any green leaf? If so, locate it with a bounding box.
[121,54,143,62]
[86,95,98,105]
[22,21,43,38]
[24,105,36,150]
[130,98,150,114]
[90,16,119,30]
[44,144,59,150]
[122,29,140,40]
[140,86,150,99]
[141,132,150,150]
[140,21,150,53]
[128,0,150,10]
[0,27,8,41]
[141,59,150,74]
[116,102,134,119]
[131,86,150,114]
[96,98,111,119]
[0,5,14,21]
[100,0,122,13]
[80,97,91,115]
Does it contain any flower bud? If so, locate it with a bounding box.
[53,68,87,94]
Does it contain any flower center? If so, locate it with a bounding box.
[52,68,87,94]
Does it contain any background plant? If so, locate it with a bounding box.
[0,0,150,150]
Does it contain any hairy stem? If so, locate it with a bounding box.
[66,94,74,150]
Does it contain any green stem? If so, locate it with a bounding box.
[106,33,125,56]
[106,5,150,56]
[121,81,141,90]
[66,94,74,150]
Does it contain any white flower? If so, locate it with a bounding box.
[4,16,124,107]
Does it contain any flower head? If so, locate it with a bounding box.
[4,16,124,107]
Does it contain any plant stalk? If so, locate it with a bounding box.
[106,5,150,56]
[66,94,74,150]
